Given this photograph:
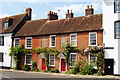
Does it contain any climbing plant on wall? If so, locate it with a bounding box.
[34,47,61,71]
[62,43,81,70]
[9,45,30,69]
[83,46,104,74]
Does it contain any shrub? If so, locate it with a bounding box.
[42,70,49,73]
[79,64,97,75]
[50,68,59,73]
[22,64,31,71]
[32,61,37,71]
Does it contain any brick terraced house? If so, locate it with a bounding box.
[12,5,103,72]
[0,8,32,68]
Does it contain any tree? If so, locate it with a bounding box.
[34,47,61,71]
[62,43,80,70]
[9,45,30,69]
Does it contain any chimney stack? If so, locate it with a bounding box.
[26,8,32,20]
[48,11,58,20]
[66,10,74,19]
[85,5,94,16]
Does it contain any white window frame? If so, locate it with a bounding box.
[88,53,97,69]
[4,22,9,28]
[49,54,55,66]
[89,32,97,46]
[25,54,32,65]
[70,53,76,67]
[25,37,32,49]
[49,35,56,47]
[14,38,20,47]
[70,33,77,47]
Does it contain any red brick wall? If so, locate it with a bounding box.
[13,31,103,70]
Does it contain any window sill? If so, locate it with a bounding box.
[49,65,55,67]
[49,46,56,48]
[88,45,97,47]
[25,47,32,49]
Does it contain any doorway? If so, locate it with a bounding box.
[104,59,114,75]
[42,58,46,71]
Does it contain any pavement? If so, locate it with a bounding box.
[0,69,120,80]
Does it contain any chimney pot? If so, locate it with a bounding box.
[48,11,58,20]
[67,10,69,13]
[66,9,74,19]
[85,5,94,16]
[87,5,89,9]
[26,8,32,20]
[90,5,92,8]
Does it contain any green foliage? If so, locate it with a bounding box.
[34,47,61,71]
[63,43,81,70]
[22,64,31,71]
[79,63,97,75]
[42,70,49,73]
[50,68,59,73]
[83,46,104,74]
[9,45,30,69]
[31,60,37,71]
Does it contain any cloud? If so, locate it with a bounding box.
[52,3,102,19]
[7,3,14,7]
[0,0,102,2]
[0,13,10,18]
[32,13,36,19]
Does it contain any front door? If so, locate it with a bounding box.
[61,59,66,72]
[42,58,46,71]
[104,59,114,75]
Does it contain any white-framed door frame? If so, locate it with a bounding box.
[59,57,67,72]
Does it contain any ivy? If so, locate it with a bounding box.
[62,43,81,70]
[34,47,61,71]
[9,45,30,69]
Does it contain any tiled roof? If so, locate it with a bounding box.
[14,19,48,36]
[0,13,27,34]
[14,14,102,37]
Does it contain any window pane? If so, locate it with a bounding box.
[0,36,4,46]
[50,35,56,47]
[90,55,97,67]
[26,54,32,65]
[90,33,96,46]
[70,34,77,46]
[14,38,20,47]
[26,38,32,48]
[49,54,55,66]
[4,22,9,28]
[115,1,120,12]
[115,22,120,38]
[70,53,76,66]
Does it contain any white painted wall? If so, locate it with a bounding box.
[0,33,12,68]
[103,0,120,75]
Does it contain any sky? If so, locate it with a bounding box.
[0,0,102,20]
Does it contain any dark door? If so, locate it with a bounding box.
[0,53,3,62]
[104,59,114,75]
[42,58,46,71]
[61,59,66,72]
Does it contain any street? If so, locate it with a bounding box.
[0,71,119,80]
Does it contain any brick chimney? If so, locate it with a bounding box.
[85,5,94,16]
[48,11,58,20]
[66,10,74,19]
[26,8,32,20]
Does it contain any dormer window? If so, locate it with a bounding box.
[4,22,9,28]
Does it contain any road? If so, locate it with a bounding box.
[0,71,119,80]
